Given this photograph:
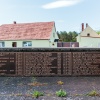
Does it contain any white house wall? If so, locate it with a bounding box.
[77,34,81,42]
[77,25,100,47]
[2,40,54,47]
[50,25,59,41]
[79,37,100,47]
[49,25,59,47]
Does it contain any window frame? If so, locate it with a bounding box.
[0,42,5,47]
[12,42,17,47]
[23,41,32,47]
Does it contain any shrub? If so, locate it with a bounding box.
[32,91,44,98]
[56,89,67,97]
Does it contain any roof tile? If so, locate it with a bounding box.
[0,21,54,40]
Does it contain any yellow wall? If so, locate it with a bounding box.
[80,26,100,37]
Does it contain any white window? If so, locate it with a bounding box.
[23,41,32,47]
[0,42,5,47]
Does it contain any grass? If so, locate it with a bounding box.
[86,90,99,96]
[57,81,64,85]
[28,82,48,86]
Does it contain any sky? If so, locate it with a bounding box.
[0,0,100,33]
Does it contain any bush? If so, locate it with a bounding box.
[32,91,44,98]
[56,89,67,97]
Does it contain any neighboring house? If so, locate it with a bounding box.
[0,21,59,48]
[77,23,100,47]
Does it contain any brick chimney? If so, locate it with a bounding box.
[86,23,88,27]
[13,21,16,24]
[82,23,84,31]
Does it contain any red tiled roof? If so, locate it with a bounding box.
[0,21,54,40]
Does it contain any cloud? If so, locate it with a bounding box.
[42,0,82,9]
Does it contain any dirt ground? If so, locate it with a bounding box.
[0,77,100,100]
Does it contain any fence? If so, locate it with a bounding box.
[57,42,79,47]
[0,48,100,76]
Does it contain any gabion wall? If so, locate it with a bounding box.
[0,48,100,76]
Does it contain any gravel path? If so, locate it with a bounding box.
[0,77,100,100]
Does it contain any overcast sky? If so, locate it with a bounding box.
[0,0,100,32]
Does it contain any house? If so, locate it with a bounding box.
[77,23,100,47]
[0,21,59,48]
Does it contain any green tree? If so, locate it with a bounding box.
[57,31,78,42]
[59,31,68,42]
[97,31,100,34]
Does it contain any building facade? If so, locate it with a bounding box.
[77,23,100,47]
[0,21,59,48]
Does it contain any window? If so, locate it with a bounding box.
[54,39,59,42]
[87,33,90,37]
[12,42,17,47]
[23,41,32,47]
[0,42,5,47]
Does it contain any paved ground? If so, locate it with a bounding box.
[0,77,100,100]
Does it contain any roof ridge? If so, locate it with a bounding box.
[1,21,55,26]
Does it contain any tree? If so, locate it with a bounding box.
[59,31,68,42]
[97,31,100,34]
